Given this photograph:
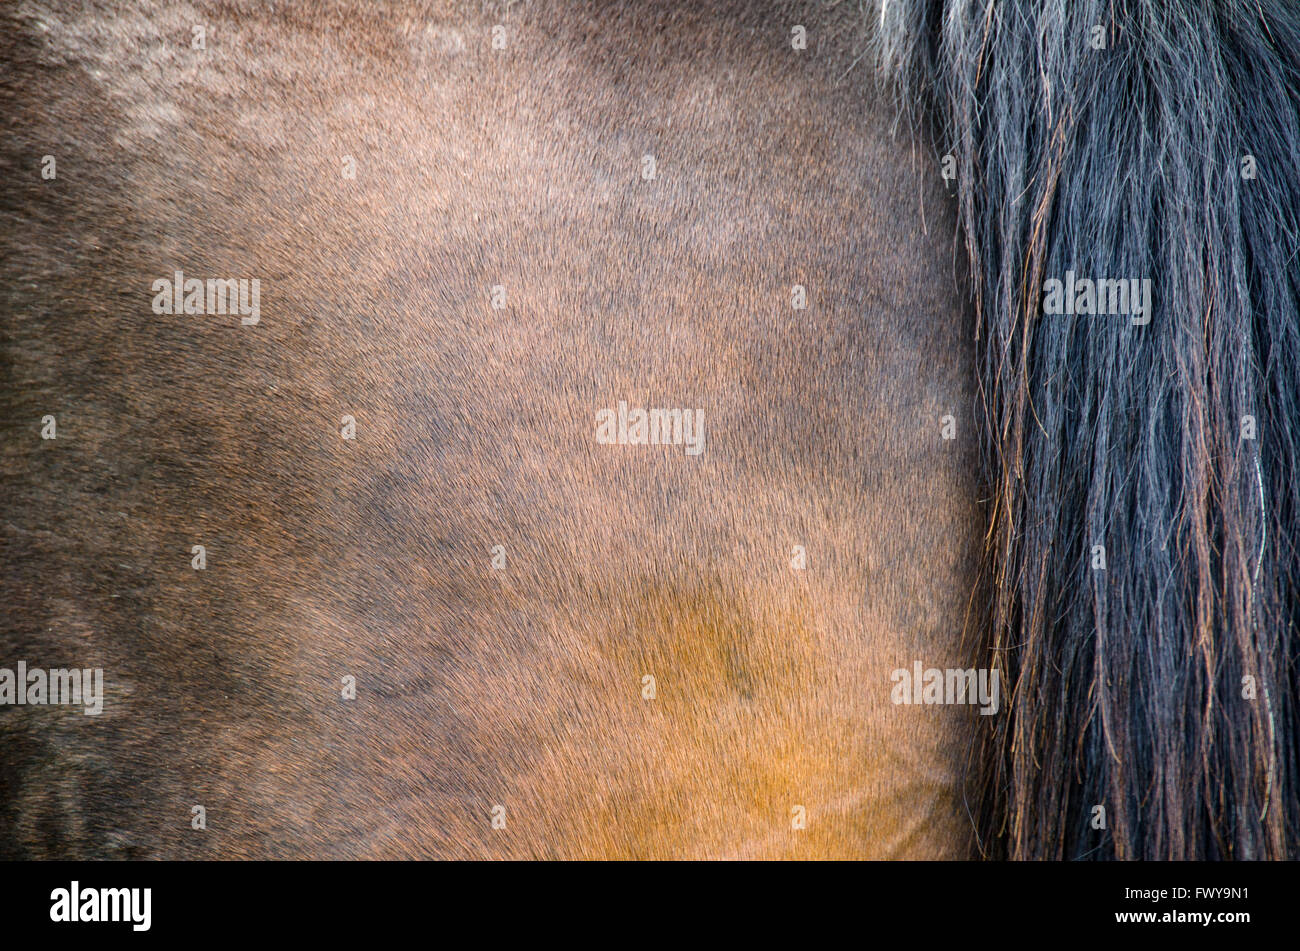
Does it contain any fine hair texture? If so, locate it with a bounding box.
[879,0,1300,858]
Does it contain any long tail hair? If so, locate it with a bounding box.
[880,0,1300,859]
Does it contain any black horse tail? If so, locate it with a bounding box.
[880,0,1300,859]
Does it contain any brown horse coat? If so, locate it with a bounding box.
[1,1,981,858]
